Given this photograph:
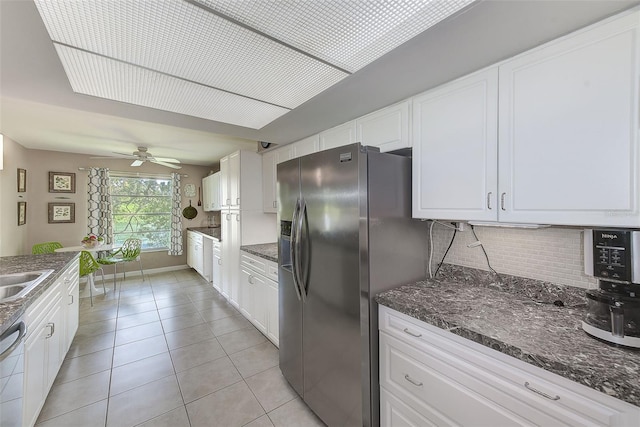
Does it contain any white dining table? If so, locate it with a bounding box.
[55,244,119,299]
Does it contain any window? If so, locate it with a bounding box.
[110,173,172,250]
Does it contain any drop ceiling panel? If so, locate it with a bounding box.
[34,0,348,109]
[55,45,290,129]
[197,0,475,72]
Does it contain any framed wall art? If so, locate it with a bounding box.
[17,202,26,226]
[17,168,26,192]
[49,171,76,193]
[48,202,75,224]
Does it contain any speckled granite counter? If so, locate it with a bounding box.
[187,226,221,241]
[376,264,640,407]
[0,252,80,335]
[240,243,277,263]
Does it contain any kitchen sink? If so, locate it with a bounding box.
[0,270,54,302]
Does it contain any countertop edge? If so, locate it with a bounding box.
[240,243,277,264]
[0,252,80,335]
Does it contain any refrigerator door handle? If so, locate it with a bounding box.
[298,199,309,300]
[290,198,303,302]
[294,197,307,302]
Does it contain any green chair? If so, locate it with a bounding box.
[32,242,63,254]
[79,250,106,306]
[97,238,143,287]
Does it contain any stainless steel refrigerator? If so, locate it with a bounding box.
[277,143,428,427]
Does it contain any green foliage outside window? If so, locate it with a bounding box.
[110,175,172,250]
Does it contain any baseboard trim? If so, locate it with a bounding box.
[82,264,191,283]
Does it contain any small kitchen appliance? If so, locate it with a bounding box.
[583,229,640,348]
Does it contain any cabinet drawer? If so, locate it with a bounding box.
[380,307,637,426]
[381,332,537,426]
[381,386,440,427]
[24,281,62,330]
[241,253,266,275]
[266,264,278,282]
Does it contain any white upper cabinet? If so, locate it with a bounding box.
[291,134,319,159]
[412,67,499,221]
[356,101,411,152]
[262,146,292,213]
[498,11,640,226]
[202,172,221,211]
[413,10,640,227]
[220,155,230,208]
[319,121,356,151]
[221,150,263,211]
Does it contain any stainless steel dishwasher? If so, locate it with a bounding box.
[0,318,27,427]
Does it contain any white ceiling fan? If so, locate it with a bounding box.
[92,146,182,169]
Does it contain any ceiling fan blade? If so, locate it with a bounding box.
[152,160,182,169]
[112,151,139,158]
[89,155,133,159]
[131,160,144,167]
[153,157,181,163]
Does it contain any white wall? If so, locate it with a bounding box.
[430,223,598,289]
[0,135,30,256]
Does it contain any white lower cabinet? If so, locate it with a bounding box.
[379,306,640,427]
[62,262,80,352]
[24,259,79,427]
[212,241,222,293]
[187,230,215,282]
[239,251,279,347]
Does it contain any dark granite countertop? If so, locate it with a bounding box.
[187,227,221,241]
[0,252,80,335]
[240,243,277,263]
[376,264,640,408]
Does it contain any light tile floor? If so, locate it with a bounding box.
[35,269,325,427]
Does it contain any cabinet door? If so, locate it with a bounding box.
[262,150,277,213]
[263,146,294,213]
[220,155,230,208]
[24,324,47,427]
[227,212,241,308]
[239,267,254,320]
[251,274,268,335]
[202,175,212,211]
[229,151,241,208]
[266,279,278,346]
[291,135,319,159]
[210,172,221,211]
[212,247,222,293]
[65,277,79,352]
[412,67,499,221]
[45,303,65,391]
[356,101,410,152]
[194,240,203,275]
[319,121,356,152]
[186,233,194,269]
[221,214,231,300]
[498,12,640,226]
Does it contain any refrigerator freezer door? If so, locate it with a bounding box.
[277,158,304,397]
[299,144,363,426]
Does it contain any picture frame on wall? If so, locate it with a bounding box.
[17,168,26,192]
[17,202,26,226]
[48,202,75,224]
[49,171,76,193]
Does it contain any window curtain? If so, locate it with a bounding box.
[169,172,183,255]
[87,167,114,244]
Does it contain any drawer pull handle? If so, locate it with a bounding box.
[45,322,55,338]
[404,374,423,387]
[403,328,422,338]
[524,382,560,401]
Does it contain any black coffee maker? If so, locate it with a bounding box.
[583,229,640,348]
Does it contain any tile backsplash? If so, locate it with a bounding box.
[430,223,598,289]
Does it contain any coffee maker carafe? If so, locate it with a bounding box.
[583,229,640,348]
